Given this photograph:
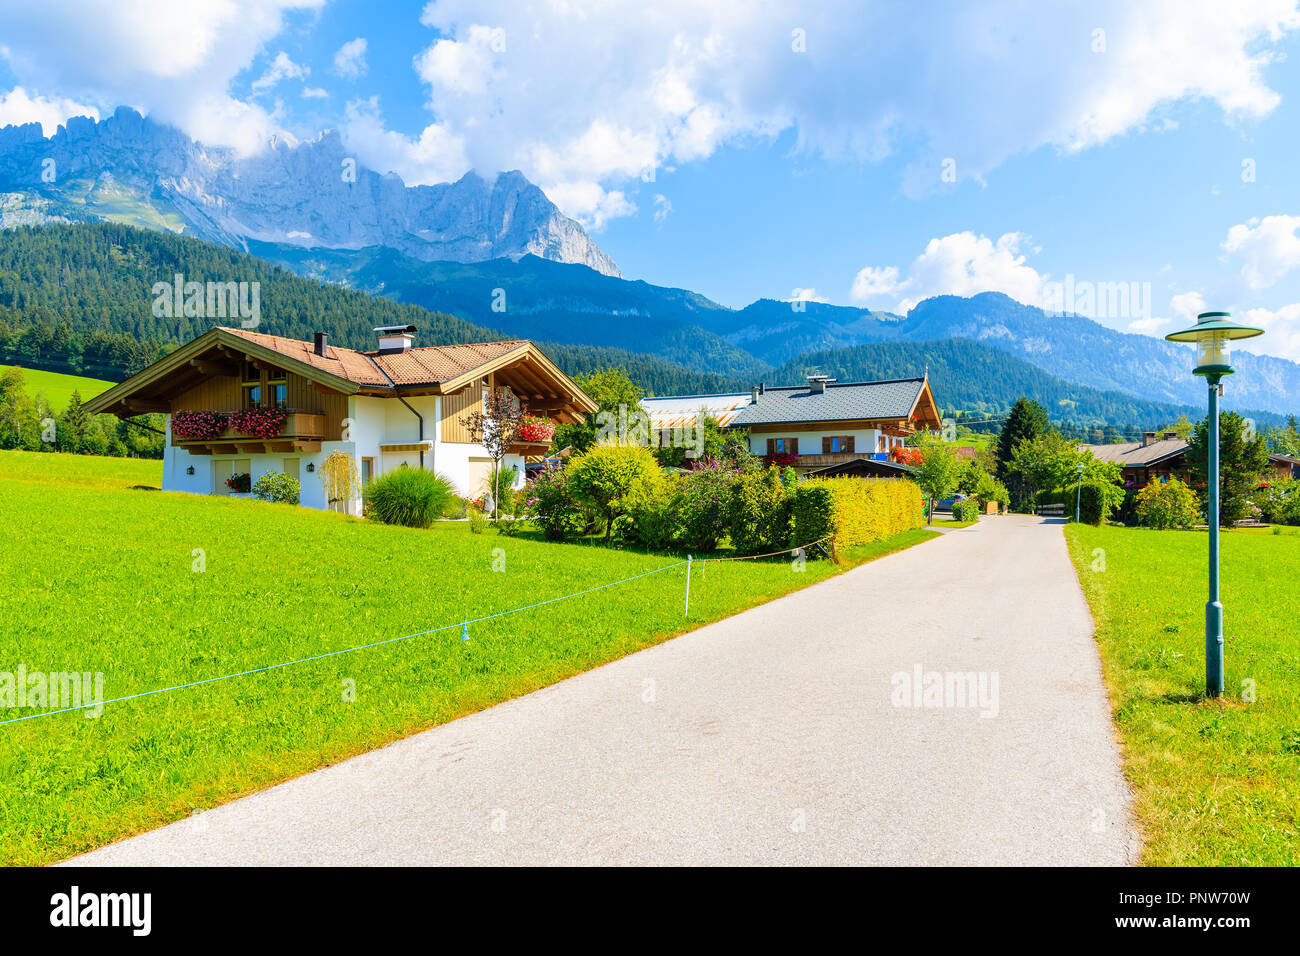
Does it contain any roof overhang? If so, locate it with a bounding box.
[435,342,599,421]
[83,327,359,417]
[908,379,942,431]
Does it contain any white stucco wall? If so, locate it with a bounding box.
[161,394,529,513]
[747,427,905,457]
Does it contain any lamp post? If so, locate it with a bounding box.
[1164,311,1264,698]
[1074,463,1086,523]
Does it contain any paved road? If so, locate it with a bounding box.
[73,515,1137,866]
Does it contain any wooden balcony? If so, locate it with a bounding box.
[795,451,890,469]
[175,410,328,455]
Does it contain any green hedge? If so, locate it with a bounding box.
[951,499,981,522]
[727,467,792,555]
[791,477,923,559]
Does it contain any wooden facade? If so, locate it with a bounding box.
[439,385,482,443]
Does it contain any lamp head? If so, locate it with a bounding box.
[1164,311,1263,377]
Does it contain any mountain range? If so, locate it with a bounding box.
[0,108,1296,426]
[0,107,618,276]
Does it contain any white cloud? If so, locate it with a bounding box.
[1170,290,1208,320]
[1238,304,1300,362]
[1222,215,1300,289]
[850,265,903,301]
[853,232,1049,311]
[341,96,468,187]
[252,52,308,93]
[789,287,829,303]
[332,37,368,80]
[0,0,324,154]
[541,181,635,232]
[302,86,329,99]
[325,0,1300,224]
[652,194,671,225]
[0,86,98,135]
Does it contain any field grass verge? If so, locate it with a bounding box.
[1065,522,1300,865]
[0,450,936,864]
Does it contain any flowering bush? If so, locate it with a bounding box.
[228,407,287,440]
[171,410,228,440]
[518,415,556,444]
[225,472,251,493]
[518,460,589,541]
[1134,477,1201,530]
[675,459,738,552]
[890,446,923,466]
[762,452,800,467]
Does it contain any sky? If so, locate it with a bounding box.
[2,0,1300,364]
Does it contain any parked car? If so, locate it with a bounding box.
[934,493,969,513]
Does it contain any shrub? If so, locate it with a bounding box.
[1257,478,1300,526]
[251,471,300,504]
[674,460,738,552]
[791,477,923,559]
[485,463,518,515]
[1078,482,1107,524]
[224,472,250,493]
[951,499,980,522]
[1135,477,1201,530]
[467,506,488,534]
[518,461,589,541]
[364,467,455,528]
[728,466,792,555]
[567,444,665,541]
[623,477,680,550]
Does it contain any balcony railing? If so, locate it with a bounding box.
[172,408,328,452]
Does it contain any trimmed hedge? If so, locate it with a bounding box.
[951,499,981,522]
[791,477,923,558]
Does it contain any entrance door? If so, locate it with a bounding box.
[467,457,493,500]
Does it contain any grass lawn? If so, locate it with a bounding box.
[1,364,115,411]
[0,450,937,864]
[1065,522,1300,865]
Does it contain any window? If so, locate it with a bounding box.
[282,458,299,481]
[241,361,262,409]
[766,437,799,456]
[361,457,374,487]
[267,368,287,407]
[213,458,251,495]
[822,435,854,454]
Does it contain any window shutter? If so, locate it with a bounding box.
[822,436,831,454]
[845,435,855,453]
[789,438,798,456]
[767,438,776,456]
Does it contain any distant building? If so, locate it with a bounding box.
[1080,431,1300,488]
[644,373,942,473]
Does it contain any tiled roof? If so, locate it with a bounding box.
[728,378,927,427]
[220,328,528,388]
[1080,439,1187,467]
[640,393,753,429]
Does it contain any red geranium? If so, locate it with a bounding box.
[229,407,287,440]
[518,415,556,443]
[171,410,228,440]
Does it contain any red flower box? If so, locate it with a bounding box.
[518,416,556,443]
[228,407,287,440]
[172,410,228,440]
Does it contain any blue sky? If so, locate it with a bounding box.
[2,1,1300,362]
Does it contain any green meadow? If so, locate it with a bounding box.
[0,364,114,411]
[1065,522,1300,865]
[0,450,935,864]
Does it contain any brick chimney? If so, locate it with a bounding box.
[313,331,328,357]
[1142,431,1157,446]
[1164,432,1178,441]
[807,374,835,394]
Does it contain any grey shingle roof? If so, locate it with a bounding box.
[1079,439,1187,467]
[729,378,926,427]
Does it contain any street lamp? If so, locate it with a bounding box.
[1074,463,1086,523]
[1164,311,1264,698]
